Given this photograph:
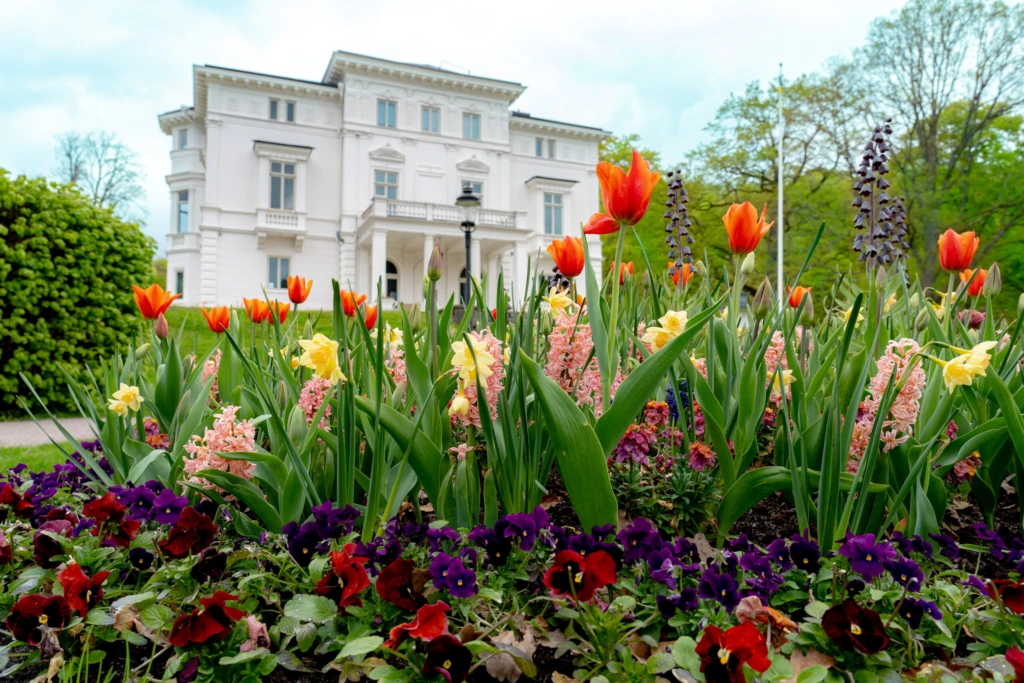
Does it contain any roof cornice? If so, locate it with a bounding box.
[323,51,526,103]
[510,113,609,141]
[192,65,340,121]
[158,106,195,135]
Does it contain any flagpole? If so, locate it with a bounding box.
[776,63,785,310]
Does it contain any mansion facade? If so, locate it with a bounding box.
[158,50,608,309]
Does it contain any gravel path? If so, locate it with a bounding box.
[0,417,95,447]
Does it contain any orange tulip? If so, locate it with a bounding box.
[132,284,181,320]
[787,286,812,308]
[722,202,774,255]
[595,150,661,227]
[287,275,313,304]
[960,268,987,297]
[340,290,367,317]
[613,261,634,285]
[201,306,231,333]
[243,298,270,323]
[268,300,290,324]
[938,229,979,272]
[669,261,693,287]
[363,304,378,330]
[491,308,498,321]
[582,212,620,236]
[546,236,586,278]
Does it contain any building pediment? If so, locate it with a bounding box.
[456,156,489,173]
[369,143,406,163]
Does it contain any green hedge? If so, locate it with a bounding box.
[0,170,155,418]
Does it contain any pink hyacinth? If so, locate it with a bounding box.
[387,347,408,390]
[451,329,504,429]
[545,309,622,416]
[299,377,334,430]
[202,350,221,403]
[847,338,926,473]
[183,405,257,489]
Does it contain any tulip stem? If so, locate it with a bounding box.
[605,226,626,410]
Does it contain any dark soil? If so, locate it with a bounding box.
[731,492,801,547]
[940,489,1021,579]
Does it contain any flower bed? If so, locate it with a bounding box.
[3,146,1023,681]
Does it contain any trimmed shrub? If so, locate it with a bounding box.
[0,170,155,417]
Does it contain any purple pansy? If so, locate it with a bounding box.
[884,556,924,591]
[152,489,188,525]
[766,538,793,571]
[445,560,477,598]
[657,588,698,619]
[698,566,740,612]
[838,533,896,580]
[899,597,942,629]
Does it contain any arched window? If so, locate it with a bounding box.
[459,268,468,304]
[386,261,399,300]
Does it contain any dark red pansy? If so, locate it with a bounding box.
[385,601,450,649]
[58,563,111,617]
[83,493,126,522]
[423,633,472,683]
[33,519,73,569]
[376,558,424,611]
[543,549,617,602]
[168,591,246,647]
[159,506,218,559]
[84,493,140,548]
[1007,648,1024,682]
[988,579,1024,615]
[0,531,12,565]
[6,594,73,646]
[0,483,35,518]
[822,598,890,654]
[315,543,370,611]
[695,623,771,683]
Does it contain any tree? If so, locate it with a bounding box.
[860,0,1024,285]
[53,131,146,217]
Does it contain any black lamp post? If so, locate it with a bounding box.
[455,182,481,303]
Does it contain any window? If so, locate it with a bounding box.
[176,190,189,233]
[270,162,295,210]
[268,257,290,289]
[462,113,480,140]
[463,180,483,202]
[377,100,396,128]
[421,106,440,133]
[269,99,279,120]
[536,138,555,158]
[386,261,399,300]
[177,129,188,150]
[374,171,398,200]
[175,271,184,296]
[547,139,556,159]
[544,193,563,235]
[286,101,295,123]
[535,138,543,157]
[459,268,469,304]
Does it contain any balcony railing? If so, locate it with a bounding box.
[360,197,522,230]
[167,232,200,252]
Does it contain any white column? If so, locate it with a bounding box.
[486,254,499,307]
[513,240,528,305]
[470,237,482,292]
[370,231,387,298]
[199,229,219,306]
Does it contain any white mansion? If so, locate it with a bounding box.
[158,50,608,309]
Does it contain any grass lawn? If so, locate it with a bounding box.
[1,443,67,474]
[164,306,404,359]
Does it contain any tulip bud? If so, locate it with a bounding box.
[986,262,1002,296]
[908,293,920,309]
[287,405,306,443]
[915,307,929,331]
[740,252,756,276]
[408,303,423,333]
[154,313,169,340]
[427,244,443,281]
[874,266,887,291]
[799,292,814,326]
[423,275,431,300]
[693,260,707,276]
[539,310,553,336]
[751,277,772,320]
[136,343,151,359]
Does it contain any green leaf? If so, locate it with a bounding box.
[112,592,156,608]
[194,469,283,533]
[796,665,829,683]
[283,594,338,624]
[219,649,270,665]
[86,607,115,626]
[339,636,384,658]
[518,351,617,531]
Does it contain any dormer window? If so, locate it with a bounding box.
[270,99,295,122]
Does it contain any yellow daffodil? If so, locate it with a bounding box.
[841,307,864,327]
[449,383,470,417]
[641,326,674,351]
[450,338,496,382]
[108,383,143,416]
[503,346,510,364]
[298,333,345,384]
[937,354,977,393]
[371,324,404,349]
[658,310,688,336]
[768,369,795,397]
[542,287,573,313]
[950,341,997,373]
[270,347,300,370]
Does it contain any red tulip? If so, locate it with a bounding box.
[670,262,693,287]
[938,229,979,272]
[362,304,378,330]
[582,212,620,235]
[543,549,617,602]
[385,601,450,649]
[722,202,774,255]
[268,300,290,324]
[132,284,181,320]
[547,236,586,277]
[243,298,270,323]
[201,306,230,333]
[613,261,634,285]
[959,268,987,297]
[595,150,660,226]
[287,275,313,304]
[341,290,367,317]
[787,286,812,308]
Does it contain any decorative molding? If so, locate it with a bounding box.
[456,155,490,173]
[525,176,578,194]
[369,143,406,163]
[252,140,314,162]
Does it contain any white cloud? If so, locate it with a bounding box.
[0,0,907,250]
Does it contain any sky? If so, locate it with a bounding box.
[0,0,908,252]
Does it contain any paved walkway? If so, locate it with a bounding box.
[0,417,95,448]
